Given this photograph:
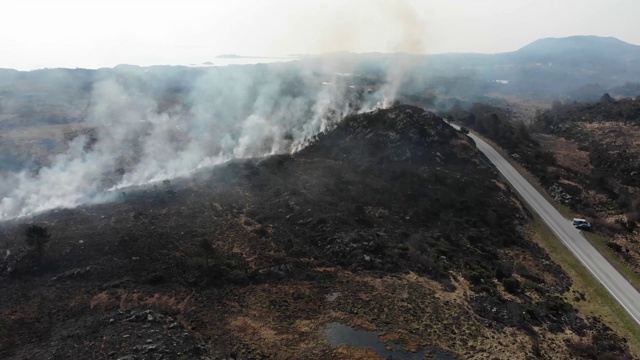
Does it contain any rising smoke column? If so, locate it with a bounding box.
[0,0,427,220]
[0,63,361,219]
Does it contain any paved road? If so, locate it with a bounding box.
[451,124,640,326]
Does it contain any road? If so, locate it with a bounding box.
[451,124,640,326]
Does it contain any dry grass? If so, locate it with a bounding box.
[487,95,549,124]
[142,292,193,314]
[535,134,592,174]
[229,316,286,344]
[581,122,640,152]
[333,345,385,360]
[89,291,115,310]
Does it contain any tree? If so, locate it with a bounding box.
[514,121,533,143]
[480,113,501,138]
[163,179,177,197]
[199,238,214,268]
[600,93,614,104]
[551,100,563,112]
[25,224,51,263]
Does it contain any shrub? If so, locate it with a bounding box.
[514,262,530,276]
[502,276,521,294]
[466,265,491,285]
[606,241,623,253]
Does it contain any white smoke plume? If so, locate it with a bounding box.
[0,0,427,220]
[0,61,401,220]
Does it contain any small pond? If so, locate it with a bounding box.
[324,322,456,360]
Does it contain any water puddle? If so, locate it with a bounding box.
[324,322,455,359]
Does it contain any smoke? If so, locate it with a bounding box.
[0,1,428,220]
[283,0,427,112]
[279,0,426,55]
[0,61,386,219]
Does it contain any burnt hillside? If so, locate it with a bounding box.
[0,105,632,359]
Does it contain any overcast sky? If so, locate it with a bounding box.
[1,0,638,70]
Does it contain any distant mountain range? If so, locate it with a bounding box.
[1,36,639,106]
[418,35,640,97]
[296,36,640,99]
[513,35,640,62]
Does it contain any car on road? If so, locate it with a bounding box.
[573,218,591,230]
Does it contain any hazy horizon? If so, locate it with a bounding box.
[2,0,640,70]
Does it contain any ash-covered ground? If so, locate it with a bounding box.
[0,105,633,359]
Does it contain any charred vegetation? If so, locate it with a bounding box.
[0,105,633,359]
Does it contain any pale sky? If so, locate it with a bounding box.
[1,0,638,70]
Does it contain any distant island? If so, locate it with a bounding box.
[215,54,246,59]
[215,54,295,59]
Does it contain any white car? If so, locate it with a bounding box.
[573,218,591,230]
